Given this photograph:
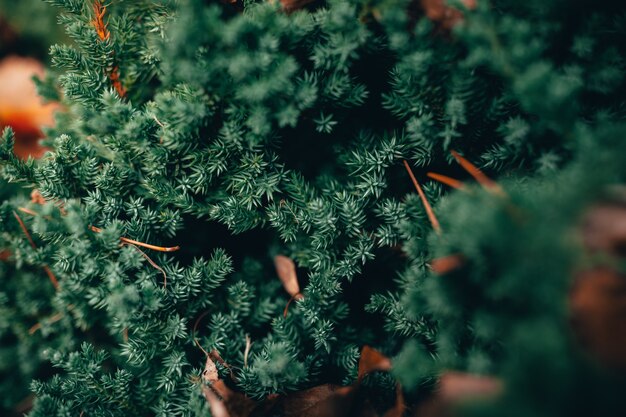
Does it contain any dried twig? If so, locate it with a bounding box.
[18,207,180,253]
[91,1,126,97]
[89,226,180,252]
[28,311,64,335]
[13,210,59,289]
[403,160,442,234]
[122,242,168,288]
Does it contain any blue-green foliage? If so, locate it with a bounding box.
[0,0,624,415]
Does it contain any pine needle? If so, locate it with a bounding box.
[89,226,180,252]
[427,172,466,191]
[430,254,465,275]
[450,150,505,196]
[403,160,442,234]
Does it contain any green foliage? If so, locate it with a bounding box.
[0,0,624,416]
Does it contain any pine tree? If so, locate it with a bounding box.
[0,0,624,416]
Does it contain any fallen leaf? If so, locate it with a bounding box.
[430,254,465,275]
[280,0,317,12]
[282,384,355,417]
[570,201,626,369]
[420,0,477,31]
[202,356,219,384]
[212,380,258,417]
[358,346,392,381]
[570,267,626,369]
[274,255,301,297]
[202,385,230,417]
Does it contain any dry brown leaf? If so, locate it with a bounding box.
[200,345,399,417]
[282,384,355,417]
[202,385,230,417]
[213,380,258,417]
[420,0,477,31]
[358,346,392,381]
[202,356,219,384]
[279,0,317,12]
[571,267,626,369]
[430,254,465,275]
[274,255,302,297]
[570,201,626,369]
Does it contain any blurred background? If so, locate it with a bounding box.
[0,0,64,160]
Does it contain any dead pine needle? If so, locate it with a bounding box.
[402,160,442,234]
[28,311,64,335]
[91,0,126,97]
[427,172,466,191]
[193,311,211,357]
[283,292,304,318]
[450,150,505,196]
[29,304,74,335]
[122,242,168,288]
[13,210,36,249]
[430,253,466,275]
[89,226,180,252]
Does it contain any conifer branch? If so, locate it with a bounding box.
[91,0,126,97]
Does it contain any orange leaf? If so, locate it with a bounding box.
[358,346,392,381]
[430,254,465,275]
[274,255,301,297]
[201,385,230,417]
[202,356,219,384]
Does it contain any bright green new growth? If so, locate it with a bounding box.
[0,0,625,416]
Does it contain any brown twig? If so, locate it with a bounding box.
[29,304,75,335]
[13,210,59,289]
[193,311,211,357]
[122,242,168,288]
[18,208,180,253]
[89,226,180,252]
[403,160,442,234]
[283,292,303,317]
[28,311,64,335]
[91,1,126,97]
